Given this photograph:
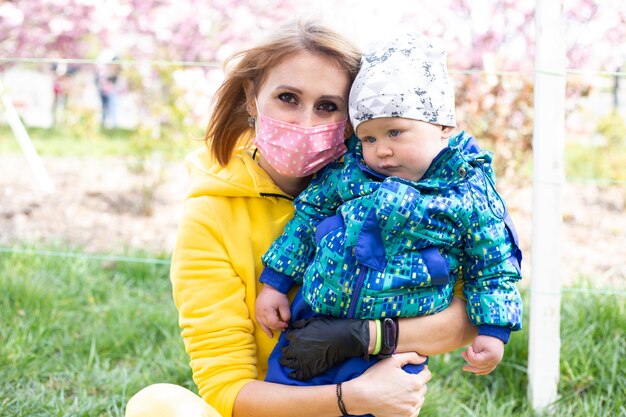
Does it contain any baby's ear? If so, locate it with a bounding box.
[441,126,454,139]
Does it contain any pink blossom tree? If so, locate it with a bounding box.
[0,0,298,62]
[1,0,624,175]
[400,0,626,179]
[0,0,99,60]
[0,0,299,137]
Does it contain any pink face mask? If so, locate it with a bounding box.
[253,113,348,177]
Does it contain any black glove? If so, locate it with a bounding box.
[278,317,370,381]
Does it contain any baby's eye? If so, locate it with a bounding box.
[278,93,298,104]
[362,136,376,143]
[388,129,400,137]
[317,101,338,112]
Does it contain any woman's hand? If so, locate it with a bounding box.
[343,352,431,417]
[278,317,370,380]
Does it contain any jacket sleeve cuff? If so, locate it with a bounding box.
[259,268,295,294]
[478,324,511,344]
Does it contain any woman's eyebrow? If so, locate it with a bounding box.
[275,85,344,103]
[275,85,302,94]
[320,95,345,104]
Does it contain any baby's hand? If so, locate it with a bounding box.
[461,335,504,375]
[255,284,291,338]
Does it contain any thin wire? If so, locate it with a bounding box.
[567,68,626,77]
[561,287,626,296]
[0,247,170,265]
[452,68,565,77]
[0,57,221,69]
[530,288,626,297]
[1,57,625,77]
[450,69,531,76]
[566,177,626,185]
[1,247,624,296]
[0,57,623,274]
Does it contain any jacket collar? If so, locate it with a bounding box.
[350,131,493,188]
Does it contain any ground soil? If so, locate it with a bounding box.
[1,154,624,288]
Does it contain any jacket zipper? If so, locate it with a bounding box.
[259,192,293,201]
[346,265,368,319]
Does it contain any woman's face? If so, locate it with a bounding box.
[251,51,351,127]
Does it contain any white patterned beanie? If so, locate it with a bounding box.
[349,34,456,133]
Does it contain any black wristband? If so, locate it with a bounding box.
[336,382,349,416]
[376,317,399,358]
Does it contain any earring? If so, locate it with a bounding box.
[247,116,256,128]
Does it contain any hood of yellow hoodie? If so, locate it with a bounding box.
[184,146,292,200]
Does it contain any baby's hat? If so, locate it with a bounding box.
[349,33,456,133]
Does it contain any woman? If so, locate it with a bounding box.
[126,20,481,417]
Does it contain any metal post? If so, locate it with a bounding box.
[527,0,566,411]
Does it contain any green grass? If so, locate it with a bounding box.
[0,248,193,417]
[0,125,135,157]
[1,247,624,416]
[0,124,198,160]
[423,289,626,417]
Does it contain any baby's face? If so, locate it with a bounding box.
[356,117,450,181]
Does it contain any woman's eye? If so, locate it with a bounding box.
[389,129,400,137]
[278,93,297,104]
[318,101,338,112]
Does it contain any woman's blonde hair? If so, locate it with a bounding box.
[205,20,361,166]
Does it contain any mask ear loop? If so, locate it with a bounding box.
[251,99,261,161]
[253,99,260,139]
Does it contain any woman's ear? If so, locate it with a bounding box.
[243,80,256,116]
[441,126,454,139]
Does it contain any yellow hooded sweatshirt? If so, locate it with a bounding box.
[170,146,295,417]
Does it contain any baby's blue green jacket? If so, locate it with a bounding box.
[260,132,523,342]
